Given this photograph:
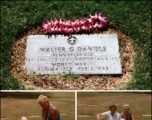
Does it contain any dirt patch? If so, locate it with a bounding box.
[28,115,40,118]
[88,104,98,106]
[78,115,92,117]
[61,113,69,116]
[1,117,9,120]
[1,118,9,120]
[11,26,135,90]
[78,104,85,106]
[142,114,151,117]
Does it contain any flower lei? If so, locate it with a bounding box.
[41,13,109,35]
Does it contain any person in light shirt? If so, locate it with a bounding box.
[97,105,121,120]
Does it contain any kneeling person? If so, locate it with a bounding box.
[37,94,62,120]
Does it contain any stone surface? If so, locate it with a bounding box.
[25,34,122,75]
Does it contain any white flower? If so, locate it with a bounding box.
[21,116,27,120]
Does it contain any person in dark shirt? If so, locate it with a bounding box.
[121,104,134,120]
[37,94,62,120]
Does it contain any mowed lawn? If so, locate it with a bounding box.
[1,92,75,120]
[77,92,151,120]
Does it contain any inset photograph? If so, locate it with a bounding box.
[1,91,75,120]
[77,92,151,120]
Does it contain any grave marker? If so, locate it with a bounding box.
[25,34,122,74]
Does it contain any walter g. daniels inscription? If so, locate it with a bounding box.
[25,34,122,75]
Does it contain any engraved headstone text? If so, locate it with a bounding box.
[25,34,122,74]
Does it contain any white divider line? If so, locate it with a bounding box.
[75,90,77,120]
[1,90,151,92]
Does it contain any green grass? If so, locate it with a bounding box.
[64,72,78,80]
[77,92,151,120]
[1,1,151,90]
[1,92,75,120]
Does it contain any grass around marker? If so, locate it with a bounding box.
[1,1,151,90]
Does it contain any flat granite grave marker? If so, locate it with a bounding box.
[25,34,122,75]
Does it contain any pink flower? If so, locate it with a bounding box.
[41,12,108,35]
[101,17,109,25]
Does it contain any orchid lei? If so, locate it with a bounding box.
[41,13,109,35]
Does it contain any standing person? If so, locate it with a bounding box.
[97,104,121,120]
[37,94,63,120]
[121,104,135,120]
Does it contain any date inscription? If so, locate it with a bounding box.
[25,34,122,74]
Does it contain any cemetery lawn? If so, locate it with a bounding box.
[1,1,151,90]
[1,92,75,120]
[77,92,151,120]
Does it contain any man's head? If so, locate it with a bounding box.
[109,105,117,115]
